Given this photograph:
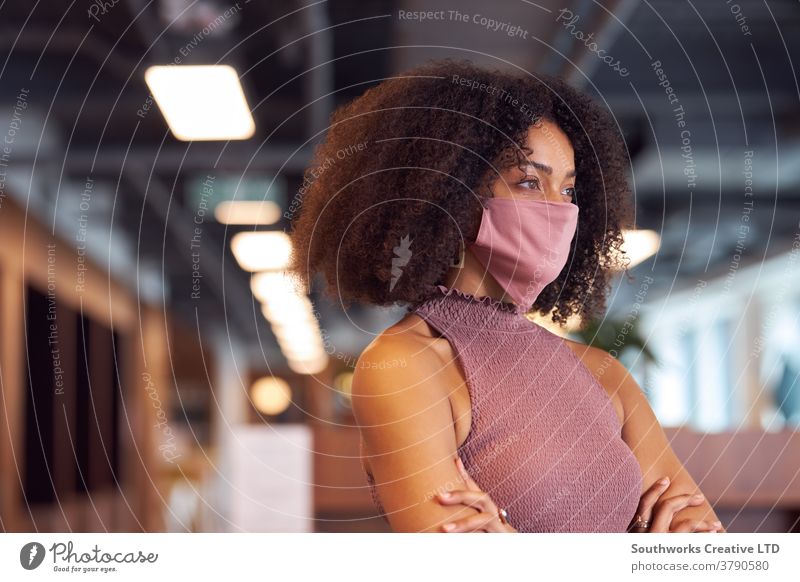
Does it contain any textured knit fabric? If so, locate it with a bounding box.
[362,284,643,532]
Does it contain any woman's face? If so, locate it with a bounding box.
[488,118,576,204]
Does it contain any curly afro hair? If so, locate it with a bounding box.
[288,59,633,326]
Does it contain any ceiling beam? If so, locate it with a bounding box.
[15,144,314,175]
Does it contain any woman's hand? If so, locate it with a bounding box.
[435,457,518,532]
[628,477,723,533]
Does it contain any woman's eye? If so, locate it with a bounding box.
[518,177,541,190]
[562,187,576,199]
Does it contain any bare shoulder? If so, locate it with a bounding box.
[349,313,476,531]
[350,312,451,410]
[562,338,621,379]
[365,312,440,353]
[355,313,443,376]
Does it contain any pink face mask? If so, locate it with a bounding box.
[468,197,579,311]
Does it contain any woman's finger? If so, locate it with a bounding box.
[455,457,482,491]
[442,461,513,532]
[436,491,515,532]
[436,489,494,515]
[649,493,705,532]
[629,477,670,530]
[639,477,669,519]
[442,511,498,533]
[651,493,706,532]
[669,518,719,533]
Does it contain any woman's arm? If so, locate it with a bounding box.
[351,333,480,532]
[599,352,726,532]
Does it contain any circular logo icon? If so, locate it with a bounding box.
[20,542,46,570]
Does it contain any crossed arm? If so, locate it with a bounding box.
[354,331,724,533]
[578,345,725,532]
[351,334,486,532]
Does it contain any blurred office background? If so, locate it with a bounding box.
[0,0,798,534]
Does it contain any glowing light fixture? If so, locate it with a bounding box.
[272,324,322,346]
[616,229,661,269]
[231,231,292,272]
[253,269,329,375]
[214,200,281,225]
[234,235,329,375]
[250,270,307,302]
[261,301,315,327]
[144,64,255,141]
[287,355,329,375]
[250,376,292,415]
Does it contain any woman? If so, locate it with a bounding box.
[288,60,724,533]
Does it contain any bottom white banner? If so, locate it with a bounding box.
[1,533,796,580]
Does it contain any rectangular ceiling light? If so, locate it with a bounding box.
[230,231,292,272]
[215,200,281,225]
[144,64,255,141]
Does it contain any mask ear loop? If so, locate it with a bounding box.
[451,239,465,268]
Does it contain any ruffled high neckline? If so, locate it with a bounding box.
[433,284,521,314]
[412,284,536,331]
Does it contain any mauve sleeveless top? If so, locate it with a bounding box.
[362,284,643,532]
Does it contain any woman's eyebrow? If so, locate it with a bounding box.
[522,160,577,179]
